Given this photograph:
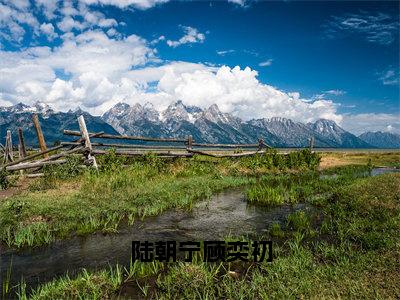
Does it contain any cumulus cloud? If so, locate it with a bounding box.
[0,0,121,45]
[167,26,205,48]
[0,27,344,124]
[155,65,342,123]
[40,23,58,40]
[0,30,159,114]
[0,1,40,43]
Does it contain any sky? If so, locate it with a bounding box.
[0,0,399,135]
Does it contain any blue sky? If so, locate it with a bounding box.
[0,0,399,134]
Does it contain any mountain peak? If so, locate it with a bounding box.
[208,103,220,112]
[311,119,342,133]
[33,101,53,114]
[114,102,131,110]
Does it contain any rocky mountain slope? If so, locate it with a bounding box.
[102,101,373,148]
[359,131,400,148]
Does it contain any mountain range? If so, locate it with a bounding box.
[0,101,398,149]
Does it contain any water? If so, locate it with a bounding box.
[0,190,310,294]
[320,167,400,179]
[369,167,400,176]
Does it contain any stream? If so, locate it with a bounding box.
[1,167,398,295]
[0,190,310,294]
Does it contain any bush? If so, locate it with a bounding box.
[29,156,83,191]
[0,168,10,190]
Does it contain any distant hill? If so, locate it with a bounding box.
[359,131,400,149]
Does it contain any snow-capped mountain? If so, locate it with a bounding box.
[100,101,374,148]
[0,101,379,148]
[0,102,118,147]
[308,119,371,148]
[0,101,53,115]
[359,131,400,149]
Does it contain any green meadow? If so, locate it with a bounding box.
[1,150,399,299]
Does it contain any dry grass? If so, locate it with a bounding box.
[319,151,400,169]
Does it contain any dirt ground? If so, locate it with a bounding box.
[0,177,31,200]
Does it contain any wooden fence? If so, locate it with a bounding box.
[1,114,315,176]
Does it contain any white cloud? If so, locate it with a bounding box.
[0,30,158,114]
[216,49,235,56]
[341,113,400,135]
[167,26,205,48]
[378,69,399,86]
[325,12,399,45]
[0,27,344,125]
[40,23,58,40]
[34,0,60,19]
[155,65,342,123]
[78,0,169,9]
[325,89,346,96]
[228,0,246,6]
[258,59,273,67]
[0,2,40,43]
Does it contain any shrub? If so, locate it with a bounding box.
[247,185,285,206]
[0,168,10,190]
[286,211,311,232]
[270,223,284,238]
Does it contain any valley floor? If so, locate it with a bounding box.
[1,151,399,299]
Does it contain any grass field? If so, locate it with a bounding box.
[1,150,400,299]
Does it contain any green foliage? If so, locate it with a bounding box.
[239,149,320,172]
[0,168,10,190]
[270,222,284,238]
[247,185,285,206]
[29,156,83,191]
[96,148,126,172]
[286,211,311,232]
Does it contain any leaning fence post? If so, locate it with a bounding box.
[309,136,314,152]
[32,114,49,158]
[78,115,98,170]
[18,128,27,158]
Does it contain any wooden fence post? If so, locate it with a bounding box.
[3,130,13,163]
[7,130,13,162]
[32,114,49,158]
[78,115,98,170]
[309,136,314,152]
[187,135,193,150]
[258,138,264,151]
[18,128,27,158]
